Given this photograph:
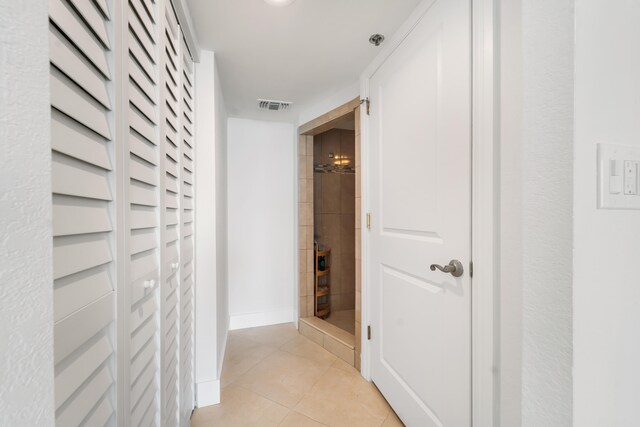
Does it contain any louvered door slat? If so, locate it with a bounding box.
[54,292,114,364]
[52,152,112,201]
[129,7,155,64]
[179,38,196,424]
[131,0,155,42]
[66,0,110,48]
[49,0,110,78]
[50,29,111,109]
[53,233,112,280]
[52,195,111,237]
[83,394,114,426]
[55,364,113,427]
[126,0,162,425]
[130,80,158,124]
[93,0,110,19]
[130,56,156,102]
[54,264,111,323]
[130,31,157,85]
[51,110,112,170]
[160,4,181,426]
[51,70,112,139]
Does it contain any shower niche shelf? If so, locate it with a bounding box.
[314,244,331,319]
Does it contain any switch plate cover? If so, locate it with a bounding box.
[598,143,640,210]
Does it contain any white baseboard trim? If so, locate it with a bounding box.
[229,309,295,331]
[196,379,221,407]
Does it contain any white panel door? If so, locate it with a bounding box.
[126,0,162,425]
[368,0,472,425]
[49,0,117,425]
[161,3,182,426]
[179,40,196,426]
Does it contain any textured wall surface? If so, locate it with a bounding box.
[573,1,640,424]
[0,0,54,425]
[521,0,574,425]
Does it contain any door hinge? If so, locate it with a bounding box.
[360,97,370,115]
[469,261,474,278]
[366,212,372,230]
[367,325,372,340]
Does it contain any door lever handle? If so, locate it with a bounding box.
[430,259,464,277]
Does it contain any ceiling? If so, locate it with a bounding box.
[186,0,422,122]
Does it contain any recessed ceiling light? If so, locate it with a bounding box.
[264,0,296,6]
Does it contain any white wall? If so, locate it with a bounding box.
[227,118,296,329]
[214,58,229,375]
[573,2,640,425]
[520,0,575,424]
[194,50,228,406]
[297,80,360,127]
[0,0,54,425]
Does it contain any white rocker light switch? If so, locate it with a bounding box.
[598,143,640,210]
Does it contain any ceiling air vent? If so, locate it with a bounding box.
[258,99,292,112]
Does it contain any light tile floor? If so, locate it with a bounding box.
[191,323,404,427]
[324,309,355,335]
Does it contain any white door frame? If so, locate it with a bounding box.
[359,0,498,425]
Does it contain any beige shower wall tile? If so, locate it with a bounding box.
[330,293,342,312]
[299,156,307,179]
[299,226,307,250]
[299,250,307,273]
[307,296,315,317]
[306,250,314,273]
[299,203,311,226]
[307,226,314,248]
[323,335,354,366]
[299,136,307,156]
[321,129,341,164]
[307,136,313,155]
[313,135,322,159]
[322,214,341,254]
[299,297,307,319]
[299,180,308,203]
[306,155,313,176]
[299,272,307,297]
[307,272,314,296]
[340,130,355,160]
[340,176,355,215]
[307,178,314,201]
[343,262,355,296]
[306,202,313,225]
[321,173,341,214]
[343,292,355,310]
[340,214,355,254]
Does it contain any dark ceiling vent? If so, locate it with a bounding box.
[258,99,292,111]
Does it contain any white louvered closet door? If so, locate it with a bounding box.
[161,3,182,426]
[49,0,117,425]
[180,40,196,425]
[125,0,162,426]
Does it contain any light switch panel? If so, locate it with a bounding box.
[598,143,640,209]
